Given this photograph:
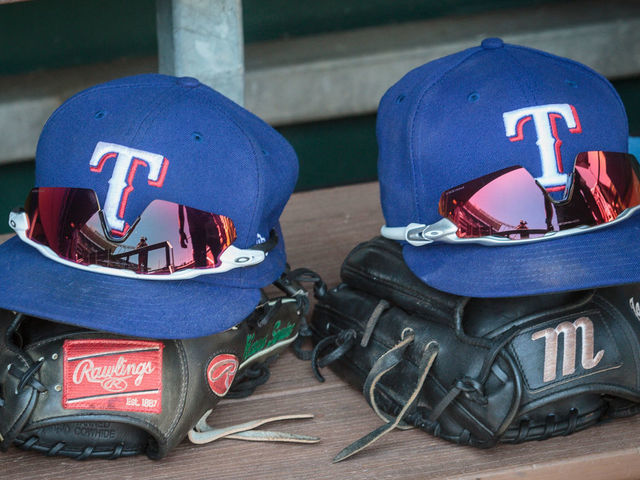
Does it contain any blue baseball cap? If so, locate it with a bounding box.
[0,74,298,338]
[378,38,638,297]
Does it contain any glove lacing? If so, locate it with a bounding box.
[274,267,327,361]
[188,413,319,445]
[187,269,326,447]
[333,329,439,463]
[225,360,271,399]
[310,297,389,382]
[311,329,357,382]
[8,360,47,395]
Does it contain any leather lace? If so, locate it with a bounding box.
[9,360,47,394]
[226,361,271,399]
[311,329,357,382]
[506,407,598,444]
[333,329,439,463]
[14,437,136,460]
[275,267,327,361]
[188,412,319,445]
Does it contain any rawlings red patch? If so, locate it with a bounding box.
[63,339,164,414]
[206,354,238,396]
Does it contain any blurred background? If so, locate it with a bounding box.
[1,0,639,233]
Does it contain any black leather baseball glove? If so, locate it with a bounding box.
[0,270,319,460]
[310,237,640,462]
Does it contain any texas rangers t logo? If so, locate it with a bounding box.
[89,142,169,234]
[503,104,582,191]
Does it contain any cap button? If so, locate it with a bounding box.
[481,38,504,50]
[177,76,200,87]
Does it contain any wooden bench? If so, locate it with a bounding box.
[1,182,640,479]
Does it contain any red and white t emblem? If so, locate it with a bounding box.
[89,141,169,235]
[503,104,582,191]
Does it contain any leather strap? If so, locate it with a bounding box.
[334,334,439,463]
[188,412,319,444]
[361,299,390,347]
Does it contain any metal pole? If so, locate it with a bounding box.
[156,0,244,106]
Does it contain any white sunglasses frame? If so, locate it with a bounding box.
[9,210,267,280]
[381,204,640,247]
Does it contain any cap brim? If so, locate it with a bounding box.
[0,236,261,339]
[403,214,640,297]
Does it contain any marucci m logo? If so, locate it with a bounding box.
[531,316,604,383]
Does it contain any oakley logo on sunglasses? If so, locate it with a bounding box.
[89,142,170,235]
[503,104,582,191]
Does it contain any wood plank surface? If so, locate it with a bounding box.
[1,182,640,479]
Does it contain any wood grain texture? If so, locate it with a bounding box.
[1,182,639,479]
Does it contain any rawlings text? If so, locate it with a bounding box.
[63,339,164,414]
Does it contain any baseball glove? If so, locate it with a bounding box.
[310,236,640,462]
[0,269,319,460]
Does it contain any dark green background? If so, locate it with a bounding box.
[0,0,562,75]
[1,0,638,233]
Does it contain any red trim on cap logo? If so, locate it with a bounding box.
[503,104,582,192]
[88,141,169,236]
[207,354,238,396]
[63,339,164,414]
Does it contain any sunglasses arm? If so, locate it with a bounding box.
[380,219,459,246]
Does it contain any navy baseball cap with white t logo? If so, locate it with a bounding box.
[0,74,298,338]
[377,38,639,297]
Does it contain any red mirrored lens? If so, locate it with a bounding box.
[25,188,100,256]
[439,152,640,240]
[566,151,640,227]
[23,188,237,275]
[439,166,555,239]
